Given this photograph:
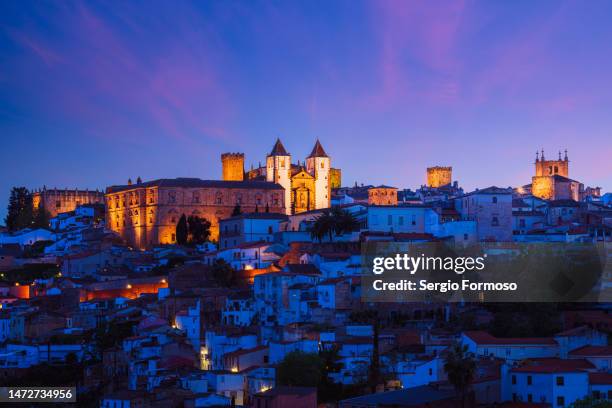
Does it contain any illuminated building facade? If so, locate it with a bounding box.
[105,178,285,249]
[32,187,104,218]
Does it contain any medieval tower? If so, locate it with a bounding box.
[306,140,331,211]
[534,149,569,177]
[531,149,577,200]
[221,153,245,181]
[427,166,453,188]
[266,139,292,214]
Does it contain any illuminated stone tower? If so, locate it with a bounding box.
[306,139,331,210]
[532,149,573,200]
[534,149,569,177]
[221,153,245,181]
[266,138,292,214]
[427,166,452,188]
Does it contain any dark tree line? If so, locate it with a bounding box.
[4,187,50,231]
[175,214,211,246]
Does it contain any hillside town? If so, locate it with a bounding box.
[0,140,611,408]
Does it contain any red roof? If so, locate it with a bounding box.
[511,358,594,374]
[569,345,612,357]
[464,331,557,346]
[589,372,612,385]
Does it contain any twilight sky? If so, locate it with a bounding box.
[1,0,611,220]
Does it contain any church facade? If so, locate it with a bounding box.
[224,139,338,215]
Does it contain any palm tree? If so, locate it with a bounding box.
[443,342,476,408]
[310,209,335,242]
[310,207,360,243]
[332,207,360,236]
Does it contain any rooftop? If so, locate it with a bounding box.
[106,178,284,193]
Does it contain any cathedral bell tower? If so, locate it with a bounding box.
[306,139,331,210]
[266,138,292,214]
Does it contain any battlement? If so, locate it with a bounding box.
[426,166,452,188]
[221,152,245,181]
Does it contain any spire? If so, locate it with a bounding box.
[307,139,328,158]
[269,138,288,156]
[564,149,568,161]
[559,150,562,160]
[536,151,539,162]
[541,148,545,161]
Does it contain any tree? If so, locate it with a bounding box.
[187,216,211,245]
[176,214,188,245]
[443,342,476,408]
[310,210,335,242]
[277,351,323,387]
[33,202,51,229]
[231,204,242,216]
[310,207,360,243]
[5,187,33,231]
[332,206,360,235]
[211,259,236,287]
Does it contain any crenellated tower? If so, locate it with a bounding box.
[221,153,245,181]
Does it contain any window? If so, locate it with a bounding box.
[556,376,564,386]
[388,215,392,225]
[519,219,526,228]
[411,215,416,226]
[171,233,176,242]
[492,216,499,227]
[193,192,200,203]
[398,216,404,225]
[527,375,532,385]
[168,191,176,203]
[464,233,469,241]
[593,390,601,399]
[56,201,61,208]
[268,226,273,234]
[557,396,564,406]
[512,375,516,385]
[528,394,533,402]
[492,196,497,203]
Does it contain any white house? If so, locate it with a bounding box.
[462,331,559,362]
[0,228,54,247]
[215,242,283,271]
[508,358,594,406]
[367,205,437,234]
[455,187,513,242]
[219,213,288,249]
[201,329,258,371]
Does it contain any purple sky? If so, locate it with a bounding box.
[1,1,611,220]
